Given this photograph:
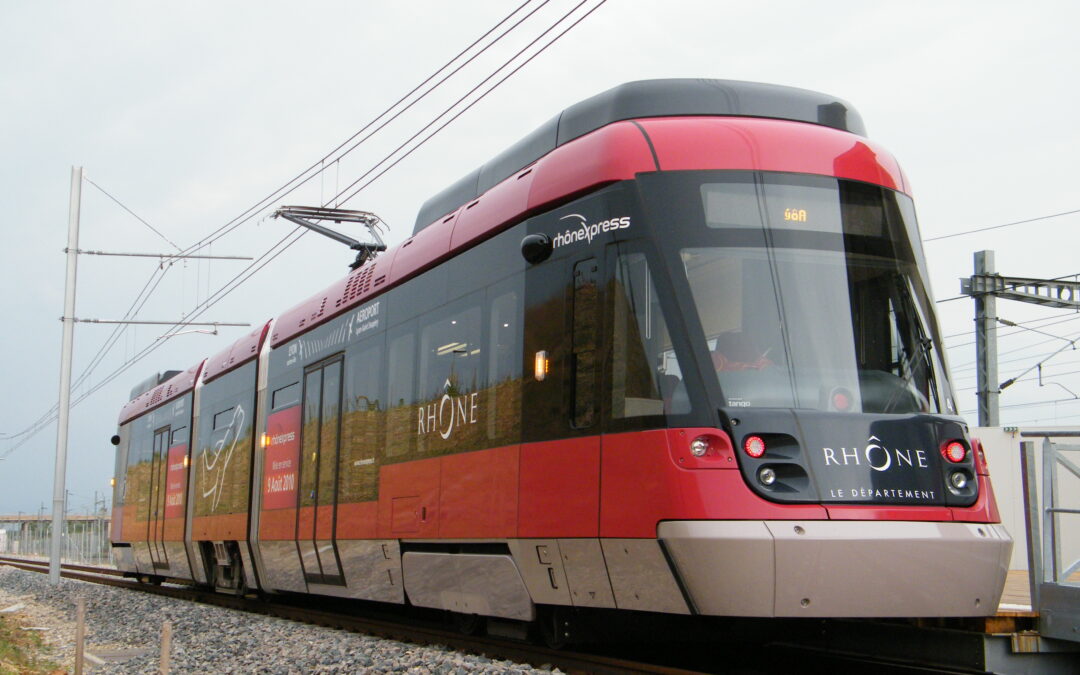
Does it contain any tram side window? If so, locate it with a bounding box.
[170,426,188,447]
[610,252,689,418]
[272,382,300,411]
[487,287,522,443]
[299,369,322,510]
[113,429,127,507]
[571,259,600,428]
[417,294,484,454]
[385,324,417,458]
[193,363,256,518]
[341,337,384,502]
[213,407,235,430]
[130,426,151,521]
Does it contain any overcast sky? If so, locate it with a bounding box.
[2,0,1079,515]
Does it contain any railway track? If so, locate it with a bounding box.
[2,556,1003,674]
[0,555,710,674]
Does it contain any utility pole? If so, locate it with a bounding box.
[51,166,81,584]
[43,168,252,581]
[974,251,998,427]
[961,249,1080,427]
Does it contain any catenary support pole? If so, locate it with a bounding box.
[51,166,82,584]
[974,250,999,427]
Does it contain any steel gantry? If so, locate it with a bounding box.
[961,250,1080,427]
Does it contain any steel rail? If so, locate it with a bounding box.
[0,556,705,675]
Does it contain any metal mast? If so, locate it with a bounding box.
[51,166,82,583]
[961,249,1080,427]
[974,251,998,427]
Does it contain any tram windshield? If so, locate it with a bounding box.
[646,171,956,416]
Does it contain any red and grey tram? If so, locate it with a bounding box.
[109,79,1011,624]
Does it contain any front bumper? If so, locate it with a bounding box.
[660,520,1012,617]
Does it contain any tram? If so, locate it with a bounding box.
[110,79,1011,624]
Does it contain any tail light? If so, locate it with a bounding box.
[830,388,852,412]
[942,440,967,464]
[744,435,766,458]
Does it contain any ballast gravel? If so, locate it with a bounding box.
[0,566,557,674]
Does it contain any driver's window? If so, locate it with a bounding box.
[610,251,689,418]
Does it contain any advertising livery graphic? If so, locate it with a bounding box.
[552,213,630,249]
[802,423,951,504]
[263,406,301,509]
[201,404,245,512]
[416,379,480,440]
[163,444,188,518]
[286,300,381,368]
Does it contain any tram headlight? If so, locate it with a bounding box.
[949,471,968,490]
[758,466,777,487]
[690,437,709,457]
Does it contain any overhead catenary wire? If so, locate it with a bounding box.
[0,174,182,442]
[83,176,182,251]
[0,2,544,447]
[0,261,173,442]
[151,0,545,268]
[952,353,1080,382]
[312,0,561,209]
[923,207,1080,242]
[944,314,1080,349]
[333,0,608,207]
[960,395,1080,415]
[2,1,610,458]
[954,363,1080,392]
[949,328,1080,372]
[942,312,1080,342]
[0,227,307,460]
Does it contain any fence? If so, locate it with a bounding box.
[0,517,112,566]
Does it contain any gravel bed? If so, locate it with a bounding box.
[0,566,557,674]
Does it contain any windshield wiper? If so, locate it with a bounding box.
[882,336,933,413]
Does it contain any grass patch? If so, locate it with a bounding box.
[0,615,60,675]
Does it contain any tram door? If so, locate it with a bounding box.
[147,426,170,569]
[296,357,346,586]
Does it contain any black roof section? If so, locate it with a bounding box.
[413,78,866,233]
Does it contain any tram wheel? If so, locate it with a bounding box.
[452,612,485,636]
[537,606,572,649]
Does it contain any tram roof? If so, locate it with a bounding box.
[413,78,866,234]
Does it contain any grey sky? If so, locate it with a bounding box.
[2,1,1079,514]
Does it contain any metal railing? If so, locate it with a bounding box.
[1020,431,1080,642]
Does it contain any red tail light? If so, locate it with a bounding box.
[942,440,967,463]
[831,388,852,412]
[744,435,766,458]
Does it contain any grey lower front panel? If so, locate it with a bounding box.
[660,520,1013,617]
